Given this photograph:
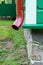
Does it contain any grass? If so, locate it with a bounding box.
[0,20,13,41]
[0,20,28,65]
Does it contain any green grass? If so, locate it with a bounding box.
[0,20,13,41]
[0,20,28,65]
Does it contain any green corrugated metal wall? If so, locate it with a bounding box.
[0,0,16,17]
[37,0,43,24]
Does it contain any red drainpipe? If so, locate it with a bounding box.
[12,0,24,30]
